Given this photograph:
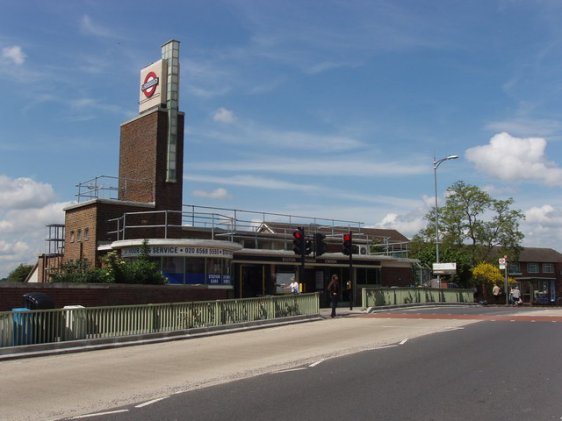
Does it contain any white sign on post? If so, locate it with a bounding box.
[499,257,506,270]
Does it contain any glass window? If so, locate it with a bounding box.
[543,263,554,273]
[527,263,539,273]
[186,258,205,284]
[206,258,223,284]
[163,256,184,284]
[508,262,521,274]
[77,229,82,242]
[223,261,232,285]
[84,227,89,241]
[356,268,380,285]
[70,231,75,243]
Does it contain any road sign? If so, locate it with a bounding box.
[499,257,506,270]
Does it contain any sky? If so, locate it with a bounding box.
[2,0,562,278]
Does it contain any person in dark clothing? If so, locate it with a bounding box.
[327,274,340,318]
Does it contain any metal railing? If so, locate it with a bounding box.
[75,175,154,203]
[362,287,474,308]
[0,294,319,349]
[105,205,408,256]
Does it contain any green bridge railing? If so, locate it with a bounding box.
[362,287,474,308]
[0,293,319,349]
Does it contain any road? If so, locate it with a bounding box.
[1,305,560,420]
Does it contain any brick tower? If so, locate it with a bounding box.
[119,40,184,211]
[60,40,185,272]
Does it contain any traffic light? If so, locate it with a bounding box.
[305,239,313,255]
[342,232,353,255]
[293,227,305,255]
[315,233,327,256]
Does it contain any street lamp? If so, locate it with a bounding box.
[433,154,459,288]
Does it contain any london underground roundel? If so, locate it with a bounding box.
[141,71,159,98]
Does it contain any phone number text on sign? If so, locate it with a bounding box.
[122,246,233,258]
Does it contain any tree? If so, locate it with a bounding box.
[410,181,525,285]
[441,181,524,265]
[7,264,34,282]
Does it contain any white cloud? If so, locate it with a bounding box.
[0,176,56,209]
[521,204,562,249]
[79,15,116,39]
[213,107,236,124]
[378,211,426,239]
[186,174,318,192]
[485,118,562,138]
[1,46,26,65]
[466,132,562,186]
[0,175,68,278]
[189,156,426,177]
[192,187,232,200]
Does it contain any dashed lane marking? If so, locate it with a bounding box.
[361,313,562,323]
[135,397,167,408]
[71,409,129,419]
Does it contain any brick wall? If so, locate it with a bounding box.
[0,284,231,311]
[119,109,184,211]
[64,201,156,266]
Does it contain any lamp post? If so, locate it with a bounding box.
[433,154,459,288]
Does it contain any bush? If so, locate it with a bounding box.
[51,260,112,283]
[51,240,167,285]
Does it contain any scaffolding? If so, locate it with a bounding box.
[44,224,65,280]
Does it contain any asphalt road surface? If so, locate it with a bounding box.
[1,305,560,420]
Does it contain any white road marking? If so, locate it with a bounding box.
[71,409,129,419]
[369,344,398,351]
[274,367,307,374]
[399,338,408,345]
[309,359,325,368]
[135,397,167,408]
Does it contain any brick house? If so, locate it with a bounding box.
[508,247,562,304]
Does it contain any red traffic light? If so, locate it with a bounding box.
[293,230,303,240]
[342,232,352,255]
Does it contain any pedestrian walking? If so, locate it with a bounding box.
[327,274,340,318]
[346,279,353,310]
[289,277,299,294]
[510,285,521,305]
[492,284,501,304]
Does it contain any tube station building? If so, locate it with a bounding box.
[34,40,423,306]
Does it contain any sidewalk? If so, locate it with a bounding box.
[319,306,367,318]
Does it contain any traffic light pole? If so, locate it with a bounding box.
[348,250,353,310]
[342,231,354,310]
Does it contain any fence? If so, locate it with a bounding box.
[362,287,474,308]
[0,293,319,349]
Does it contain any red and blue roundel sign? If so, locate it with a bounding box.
[141,71,159,98]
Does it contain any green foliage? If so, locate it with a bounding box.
[51,259,112,283]
[103,240,166,285]
[7,264,34,283]
[51,241,166,285]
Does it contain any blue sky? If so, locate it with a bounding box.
[2,0,562,277]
